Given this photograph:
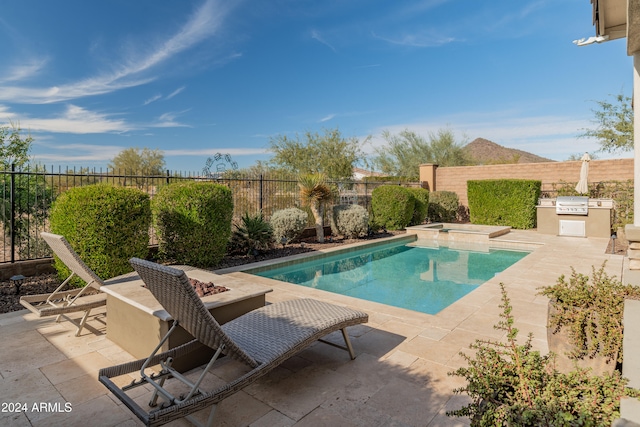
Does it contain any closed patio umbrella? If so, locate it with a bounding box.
[575,152,591,194]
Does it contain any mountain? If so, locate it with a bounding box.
[463,138,554,165]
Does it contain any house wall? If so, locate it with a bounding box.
[420,158,634,207]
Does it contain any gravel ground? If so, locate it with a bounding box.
[0,231,405,315]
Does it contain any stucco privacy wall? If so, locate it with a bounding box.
[419,158,634,207]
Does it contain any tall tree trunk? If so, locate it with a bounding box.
[310,202,324,242]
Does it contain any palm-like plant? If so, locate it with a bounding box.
[298,173,336,242]
[230,212,273,256]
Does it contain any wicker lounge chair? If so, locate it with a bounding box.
[99,258,368,427]
[19,232,116,336]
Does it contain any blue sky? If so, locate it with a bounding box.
[0,0,633,172]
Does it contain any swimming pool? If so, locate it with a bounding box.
[251,239,530,315]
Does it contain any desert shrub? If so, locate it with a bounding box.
[371,185,414,230]
[407,187,429,225]
[270,207,308,245]
[539,264,640,364]
[49,183,151,285]
[229,212,273,255]
[153,181,233,268]
[448,283,640,426]
[468,179,541,229]
[331,204,369,238]
[428,191,459,222]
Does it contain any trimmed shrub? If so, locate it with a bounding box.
[153,181,233,267]
[270,208,308,245]
[49,183,151,285]
[428,191,459,222]
[371,185,415,230]
[467,179,541,229]
[331,204,369,238]
[407,187,429,226]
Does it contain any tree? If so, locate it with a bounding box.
[109,147,166,188]
[0,122,33,168]
[567,152,599,161]
[580,93,633,153]
[268,127,366,181]
[0,123,52,259]
[298,173,335,242]
[428,128,469,167]
[372,128,468,179]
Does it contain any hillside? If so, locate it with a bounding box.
[463,138,554,164]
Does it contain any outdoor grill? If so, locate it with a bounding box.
[555,196,589,216]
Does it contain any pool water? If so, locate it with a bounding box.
[253,241,529,315]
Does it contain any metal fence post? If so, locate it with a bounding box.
[259,174,263,212]
[364,181,368,209]
[10,163,16,263]
[166,169,170,185]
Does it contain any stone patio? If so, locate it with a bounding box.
[0,230,626,426]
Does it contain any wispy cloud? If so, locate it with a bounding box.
[0,104,19,121]
[0,58,48,83]
[483,1,547,35]
[0,0,236,104]
[34,143,125,162]
[372,30,456,47]
[1,103,195,134]
[390,0,451,18]
[143,94,162,105]
[355,64,381,69]
[143,86,186,105]
[0,104,131,134]
[166,86,186,100]
[319,114,335,122]
[311,30,337,52]
[19,105,131,134]
[151,110,191,128]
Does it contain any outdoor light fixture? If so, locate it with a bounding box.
[10,274,26,294]
[611,232,617,254]
[572,35,610,46]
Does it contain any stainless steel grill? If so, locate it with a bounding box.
[555,196,589,216]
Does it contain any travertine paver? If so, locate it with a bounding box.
[0,230,626,426]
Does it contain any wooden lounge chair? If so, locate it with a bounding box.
[99,258,368,427]
[19,232,120,336]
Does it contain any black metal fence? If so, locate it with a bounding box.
[1,164,420,263]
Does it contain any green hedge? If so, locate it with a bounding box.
[371,185,415,230]
[428,191,459,222]
[49,183,151,284]
[153,181,233,267]
[407,187,430,226]
[467,179,541,229]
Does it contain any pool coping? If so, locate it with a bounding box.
[215,232,542,277]
[214,234,417,275]
[213,232,545,319]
